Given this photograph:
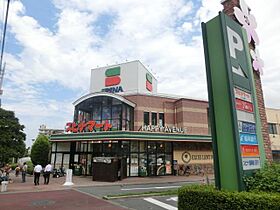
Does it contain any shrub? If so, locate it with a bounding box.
[178,185,280,210]
[243,163,280,193]
[10,163,18,170]
[26,161,34,175]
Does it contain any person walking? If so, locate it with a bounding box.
[21,162,27,183]
[43,163,52,185]
[33,164,42,186]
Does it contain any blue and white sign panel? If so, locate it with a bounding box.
[240,133,258,145]
[242,157,261,170]
[238,121,256,134]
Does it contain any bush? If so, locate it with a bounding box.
[10,163,18,170]
[178,185,280,210]
[26,161,34,175]
[243,163,280,193]
[31,135,50,166]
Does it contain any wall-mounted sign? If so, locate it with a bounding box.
[65,120,112,133]
[102,67,124,93]
[140,125,185,133]
[146,73,153,92]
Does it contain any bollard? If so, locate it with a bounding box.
[63,169,74,186]
[1,181,9,192]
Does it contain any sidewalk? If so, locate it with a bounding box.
[1,172,213,194]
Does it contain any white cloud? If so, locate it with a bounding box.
[0,0,279,146]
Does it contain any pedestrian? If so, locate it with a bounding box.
[21,162,27,182]
[43,163,52,185]
[15,165,20,177]
[33,164,42,186]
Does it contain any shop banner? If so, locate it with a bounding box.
[235,98,254,113]
[242,157,261,170]
[238,121,256,134]
[234,88,252,102]
[241,145,260,157]
[240,133,258,145]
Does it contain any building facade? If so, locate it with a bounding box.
[266,108,280,162]
[50,61,213,177]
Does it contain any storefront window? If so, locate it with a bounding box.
[144,112,149,125]
[131,141,138,152]
[74,96,134,131]
[152,112,157,125]
[130,154,138,176]
[159,113,164,126]
[140,141,147,152]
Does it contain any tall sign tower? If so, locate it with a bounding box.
[202,0,271,191]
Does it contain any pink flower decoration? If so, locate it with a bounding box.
[250,49,264,75]
[234,0,259,45]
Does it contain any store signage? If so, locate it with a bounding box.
[146,73,153,92]
[242,157,261,170]
[102,66,124,93]
[239,133,258,145]
[237,110,255,123]
[140,125,185,133]
[202,11,264,191]
[241,145,260,157]
[238,121,256,133]
[235,98,253,113]
[65,120,112,133]
[234,88,252,102]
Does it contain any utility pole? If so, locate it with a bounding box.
[0,0,11,107]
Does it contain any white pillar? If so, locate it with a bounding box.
[63,169,74,186]
[1,181,8,192]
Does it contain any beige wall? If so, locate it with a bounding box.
[266,108,280,151]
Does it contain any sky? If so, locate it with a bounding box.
[0,0,279,147]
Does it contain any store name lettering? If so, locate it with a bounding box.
[140,125,185,133]
[65,120,112,133]
[102,86,124,93]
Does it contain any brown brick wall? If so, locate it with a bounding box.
[124,94,209,135]
[222,0,273,162]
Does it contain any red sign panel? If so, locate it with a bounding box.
[66,120,112,133]
[105,76,121,87]
[235,98,254,113]
[241,145,259,157]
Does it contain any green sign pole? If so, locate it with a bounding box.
[202,12,265,191]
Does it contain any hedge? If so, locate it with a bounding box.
[178,185,280,210]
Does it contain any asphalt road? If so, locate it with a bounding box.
[76,180,204,210]
[76,180,200,198]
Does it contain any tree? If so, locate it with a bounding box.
[31,134,50,166]
[0,108,26,166]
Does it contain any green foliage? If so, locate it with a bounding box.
[30,135,50,166]
[0,108,26,166]
[26,161,34,175]
[10,163,18,170]
[243,163,280,193]
[178,185,280,210]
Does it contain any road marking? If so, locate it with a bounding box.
[121,186,181,191]
[166,197,178,202]
[144,197,177,210]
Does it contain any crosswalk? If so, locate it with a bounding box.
[143,196,178,210]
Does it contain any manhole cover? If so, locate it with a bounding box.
[31,200,56,206]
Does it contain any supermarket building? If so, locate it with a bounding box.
[50,60,213,178]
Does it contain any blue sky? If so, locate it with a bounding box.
[0,0,279,147]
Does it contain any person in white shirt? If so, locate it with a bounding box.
[33,164,42,186]
[43,163,52,185]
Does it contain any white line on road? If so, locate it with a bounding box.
[143,197,178,210]
[166,197,178,202]
[121,186,181,191]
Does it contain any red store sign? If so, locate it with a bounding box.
[235,98,254,113]
[66,120,112,133]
